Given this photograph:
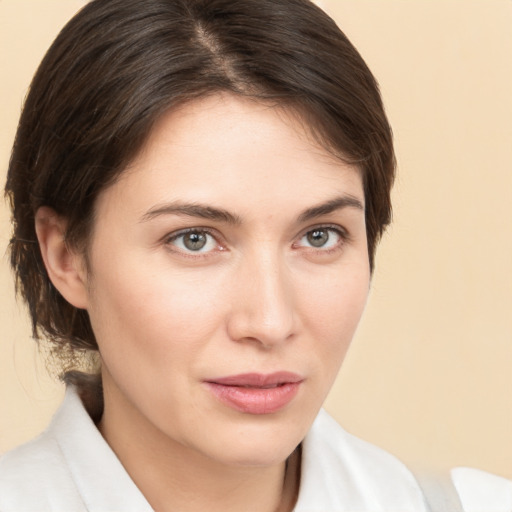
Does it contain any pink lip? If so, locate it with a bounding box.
[205,372,303,415]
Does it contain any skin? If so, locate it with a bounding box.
[36,93,370,512]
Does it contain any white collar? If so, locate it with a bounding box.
[295,408,426,511]
[51,387,426,511]
[52,387,152,511]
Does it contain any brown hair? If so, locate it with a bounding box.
[5,0,395,404]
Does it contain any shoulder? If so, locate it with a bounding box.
[0,428,86,511]
[0,388,90,511]
[296,409,512,512]
[0,386,152,512]
[452,467,512,512]
[296,409,427,511]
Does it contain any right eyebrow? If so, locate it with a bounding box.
[139,201,242,225]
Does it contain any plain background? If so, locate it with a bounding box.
[1,0,511,479]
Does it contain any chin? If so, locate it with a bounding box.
[217,439,298,468]
[198,410,310,467]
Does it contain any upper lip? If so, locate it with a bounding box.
[205,372,303,388]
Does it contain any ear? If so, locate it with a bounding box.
[35,206,89,310]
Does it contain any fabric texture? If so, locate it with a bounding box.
[0,387,510,512]
[412,469,464,512]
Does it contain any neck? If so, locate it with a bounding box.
[98,378,300,512]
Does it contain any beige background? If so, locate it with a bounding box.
[1,1,511,479]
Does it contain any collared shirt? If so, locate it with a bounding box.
[0,387,510,511]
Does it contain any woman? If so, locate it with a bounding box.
[0,0,510,511]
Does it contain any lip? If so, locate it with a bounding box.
[204,372,303,415]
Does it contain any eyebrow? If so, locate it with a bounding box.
[297,195,364,222]
[140,202,242,225]
[140,195,364,225]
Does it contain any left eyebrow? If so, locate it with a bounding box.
[298,195,364,223]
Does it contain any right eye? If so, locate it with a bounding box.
[165,229,220,254]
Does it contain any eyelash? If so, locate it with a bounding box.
[293,224,349,254]
[163,225,349,257]
[164,228,223,256]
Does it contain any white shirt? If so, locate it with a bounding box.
[0,387,510,511]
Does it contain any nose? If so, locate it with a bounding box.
[226,249,297,348]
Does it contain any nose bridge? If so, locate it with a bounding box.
[228,242,296,346]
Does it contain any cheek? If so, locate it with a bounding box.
[299,263,370,365]
[86,255,229,365]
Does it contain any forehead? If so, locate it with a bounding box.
[98,93,364,220]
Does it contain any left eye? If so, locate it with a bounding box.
[297,227,343,250]
[167,230,218,253]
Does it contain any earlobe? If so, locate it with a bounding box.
[35,206,89,310]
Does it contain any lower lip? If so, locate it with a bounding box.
[205,381,301,414]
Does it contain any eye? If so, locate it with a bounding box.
[166,229,220,254]
[296,226,345,251]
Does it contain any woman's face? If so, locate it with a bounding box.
[83,94,370,467]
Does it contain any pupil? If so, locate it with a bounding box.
[307,230,328,247]
[184,232,207,250]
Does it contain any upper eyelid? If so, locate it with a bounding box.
[296,223,350,241]
[164,226,219,242]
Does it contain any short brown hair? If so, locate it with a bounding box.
[5,0,395,399]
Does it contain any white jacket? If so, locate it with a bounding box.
[0,387,510,511]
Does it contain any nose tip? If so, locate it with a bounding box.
[226,260,296,348]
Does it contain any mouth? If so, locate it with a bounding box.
[204,372,304,415]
